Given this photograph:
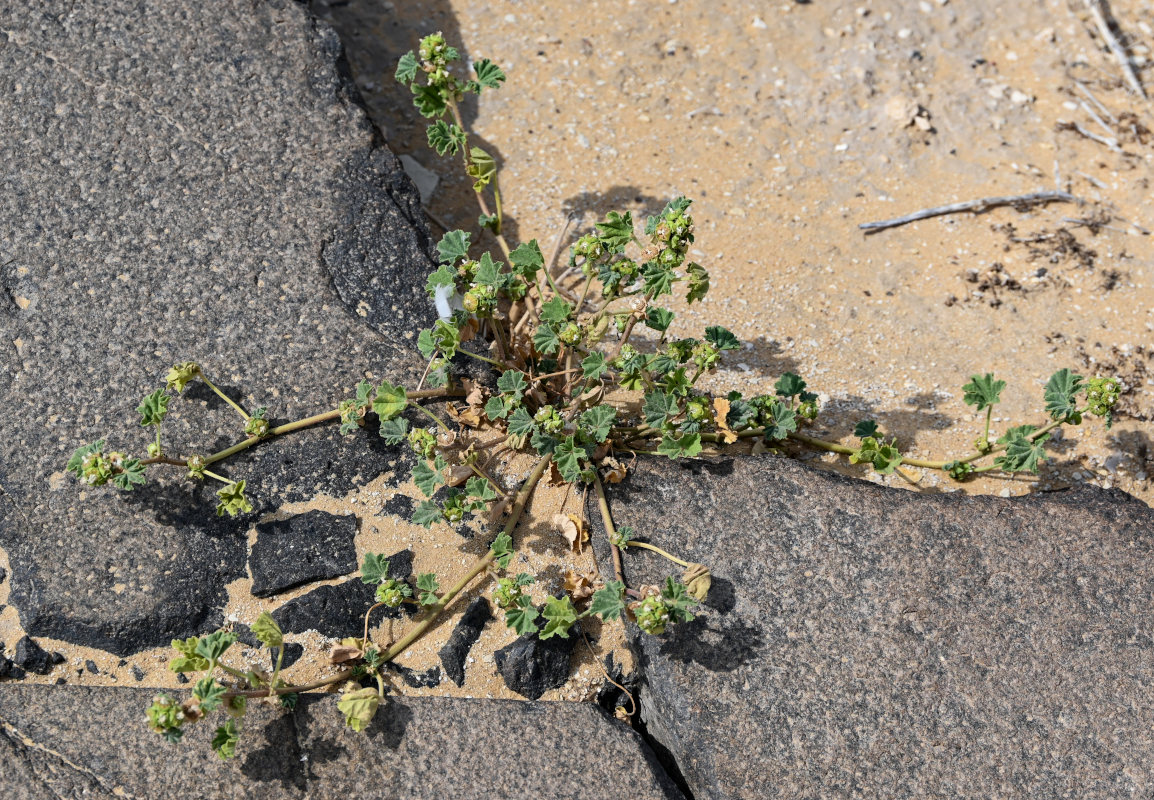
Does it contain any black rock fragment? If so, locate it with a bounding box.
[493,628,575,700]
[438,596,493,687]
[249,510,359,597]
[13,636,61,675]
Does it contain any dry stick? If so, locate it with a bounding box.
[858,190,1080,233]
[380,454,552,663]
[1075,80,1118,124]
[1059,119,1125,153]
[579,626,636,719]
[1085,0,1146,100]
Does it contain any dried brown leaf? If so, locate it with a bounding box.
[712,397,738,444]
[553,512,589,553]
[599,456,628,484]
[563,569,595,606]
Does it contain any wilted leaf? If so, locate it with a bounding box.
[553,513,588,553]
[337,687,380,732]
[712,397,738,444]
[563,570,595,606]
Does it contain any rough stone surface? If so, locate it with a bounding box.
[439,595,493,686]
[12,637,61,677]
[0,685,684,799]
[272,547,413,637]
[588,455,1154,800]
[0,0,436,655]
[249,510,358,598]
[493,627,575,701]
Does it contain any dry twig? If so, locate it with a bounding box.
[859,190,1079,233]
[1085,0,1146,99]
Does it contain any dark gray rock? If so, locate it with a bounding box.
[13,637,60,676]
[493,627,575,701]
[131,665,144,682]
[84,660,99,675]
[0,685,684,799]
[588,455,1154,800]
[271,547,413,638]
[384,662,442,689]
[0,653,23,680]
[0,0,436,655]
[249,510,358,597]
[439,596,493,686]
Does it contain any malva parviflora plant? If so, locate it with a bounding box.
[64,33,1123,758]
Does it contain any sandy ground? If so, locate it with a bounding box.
[4,0,1152,705]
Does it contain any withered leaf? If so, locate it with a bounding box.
[553,512,589,553]
[712,397,739,444]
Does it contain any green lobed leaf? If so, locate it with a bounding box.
[473,251,502,288]
[539,296,573,325]
[416,573,440,605]
[685,262,710,304]
[169,637,209,673]
[589,581,627,621]
[395,51,418,83]
[850,436,902,475]
[195,631,237,664]
[641,261,674,297]
[762,399,798,441]
[578,406,617,443]
[379,417,410,445]
[962,373,1007,411]
[485,395,512,421]
[361,552,391,584]
[581,352,609,380]
[111,460,147,490]
[533,324,561,355]
[465,476,499,501]
[854,420,879,438]
[411,83,447,117]
[657,432,703,459]
[505,598,539,636]
[430,319,461,360]
[507,406,537,437]
[194,677,227,713]
[250,612,283,649]
[774,372,807,398]
[466,146,497,190]
[661,577,698,625]
[553,437,584,483]
[1044,369,1084,422]
[372,381,408,421]
[137,389,170,427]
[705,326,740,352]
[490,531,515,569]
[437,230,471,265]
[994,425,1049,473]
[645,307,675,332]
[412,457,446,498]
[66,440,105,476]
[509,240,544,279]
[211,719,240,760]
[725,393,757,430]
[425,263,458,298]
[417,328,437,359]
[427,120,465,155]
[496,370,528,401]
[539,596,578,640]
[472,58,506,90]
[595,210,634,251]
[412,500,444,528]
[643,391,679,430]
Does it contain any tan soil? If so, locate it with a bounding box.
[4,0,1152,706]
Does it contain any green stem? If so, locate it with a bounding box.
[380,455,552,663]
[469,462,506,497]
[198,372,249,421]
[270,643,284,693]
[982,405,993,451]
[593,474,627,587]
[410,402,452,436]
[446,97,511,260]
[201,469,234,485]
[222,669,355,700]
[623,540,690,568]
[457,347,518,372]
[154,427,162,457]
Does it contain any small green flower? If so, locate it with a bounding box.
[165,362,200,394]
[187,454,206,481]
